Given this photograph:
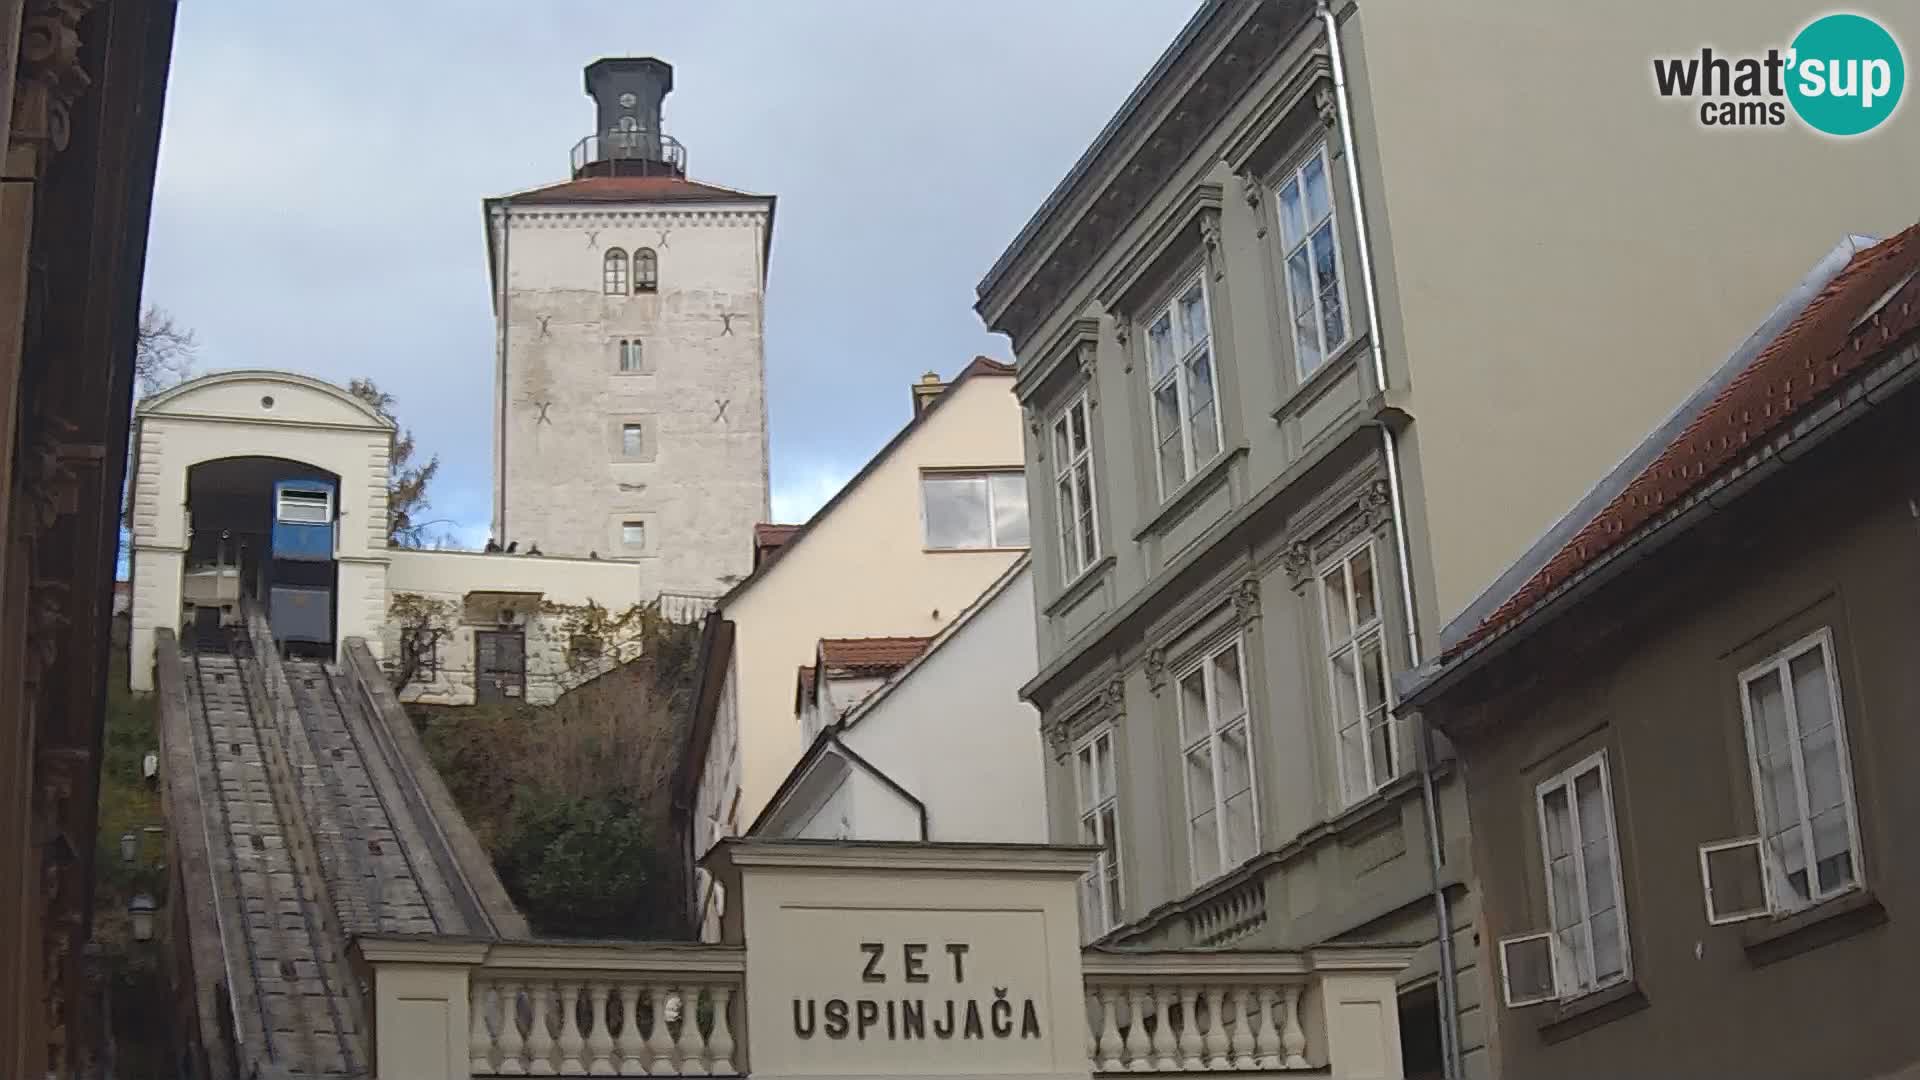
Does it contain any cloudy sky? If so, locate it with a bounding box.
[143,1,1199,546]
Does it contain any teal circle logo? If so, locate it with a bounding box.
[1787,13,1905,136]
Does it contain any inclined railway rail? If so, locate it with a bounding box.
[186,636,361,1077]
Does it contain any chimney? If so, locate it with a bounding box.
[578,57,681,176]
[911,371,947,417]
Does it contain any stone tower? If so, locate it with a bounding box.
[484,58,772,598]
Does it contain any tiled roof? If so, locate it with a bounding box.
[503,174,766,205]
[957,355,1015,378]
[795,664,817,709]
[1445,222,1920,662]
[753,523,800,569]
[818,636,933,673]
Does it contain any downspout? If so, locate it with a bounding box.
[1318,4,1463,1078]
[494,200,511,543]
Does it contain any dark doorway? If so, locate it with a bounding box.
[1399,982,1445,1080]
[474,629,526,704]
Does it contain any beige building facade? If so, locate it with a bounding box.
[682,360,1029,938]
[974,3,1919,1078]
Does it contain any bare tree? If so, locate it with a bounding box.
[346,377,441,548]
[134,305,196,395]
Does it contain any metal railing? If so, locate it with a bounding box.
[571,130,687,177]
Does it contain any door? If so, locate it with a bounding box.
[474,629,526,704]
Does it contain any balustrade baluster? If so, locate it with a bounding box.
[1279,985,1308,1069]
[1177,987,1203,1070]
[558,981,586,1074]
[708,985,737,1074]
[616,985,646,1076]
[1124,986,1152,1071]
[1095,988,1123,1072]
[1085,991,1099,1067]
[497,981,529,1075]
[648,985,677,1074]
[1150,985,1177,1071]
[527,982,557,1075]
[1252,987,1280,1069]
[1203,987,1231,1070]
[471,981,497,1075]
[586,982,616,1075]
[676,987,710,1076]
[1228,987,1255,1069]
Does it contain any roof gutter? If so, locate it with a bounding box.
[1402,335,1920,714]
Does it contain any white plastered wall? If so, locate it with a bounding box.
[127,371,394,691]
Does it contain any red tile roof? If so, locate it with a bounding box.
[818,636,933,673]
[1446,223,1920,662]
[504,175,766,206]
[957,355,1015,378]
[796,665,818,706]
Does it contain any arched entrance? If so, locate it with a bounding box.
[182,456,341,655]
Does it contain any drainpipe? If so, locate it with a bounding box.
[494,200,511,543]
[1317,4,1463,1078]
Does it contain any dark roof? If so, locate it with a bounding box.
[501,174,767,205]
[818,636,933,674]
[1442,222,1920,664]
[753,523,800,569]
[793,664,817,714]
[715,356,1016,604]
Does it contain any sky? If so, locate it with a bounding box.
[142,1,1200,547]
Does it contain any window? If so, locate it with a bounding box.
[621,520,646,547]
[635,247,658,293]
[621,423,643,458]
[1320,540,1400,804]
[1144,274,1222,497]
[1738,629,1862,911]
[1051,392,1100,581]
[921,471,1029,550]
[276,487,331,524]
[1276,144,1349,378]
[618,339,644,372]
[1074,727,1123,939]
[603,248,629,295]
[1176,637,1257,884]
[1533,752,1631,1000]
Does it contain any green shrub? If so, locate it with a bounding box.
[495,789,676,939]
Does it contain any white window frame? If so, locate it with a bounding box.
[1531,750,1631,1002]
[603,248,629,295]
[1697,835,1776,926]
[621,423,644,458]
[276,487,332,524]
[1050,391,1101,582]
[1174,635,1260,886]
[634,246,659,293]
[1143,272,1223,499]
[919,470,1029,551]
[1073,726,1123,939]
[1735,627,1864,913]
[618,338,644,372]
[1274,142,1352,380]
[1318,537,1399,805]
[621,520,646,548]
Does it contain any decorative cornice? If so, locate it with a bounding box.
[1045,676,1128,763]
[1232,576,1261,626]
[1199,208,1224,283]
[1315,86,1338,133]
[10,0,97,162]
[1143,646,1168,694]
[981,0,1295,349]
[1282,541,1315,587]
[1240,173,1267,239]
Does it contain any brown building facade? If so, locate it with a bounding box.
[1401,226,1920,1079]
[0,2,177,1076]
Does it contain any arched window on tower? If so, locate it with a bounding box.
[603,249,629,295]
[618,339,643,372]
[635,247,659,293]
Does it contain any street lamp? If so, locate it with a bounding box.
[119,831,137,864]
[128,894,156,943]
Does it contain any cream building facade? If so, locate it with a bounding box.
[751,558,1047,846]
[975,5,1920,1080]
[486,57,772,595]
[681,360,1029,938]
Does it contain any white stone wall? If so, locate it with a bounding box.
[491,199,771,597]
[382,548,648,707]
[127,371,395,691]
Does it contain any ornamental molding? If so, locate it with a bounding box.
[1143,646,1168,694]
[1198,207,1224,283]
[1282,477,1395,586]
[1231,576,1261,626]
[1043,677,1128,763]
[10,0,96,163]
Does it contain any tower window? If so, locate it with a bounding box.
[603,249,629,295]
[618,339,644,372]
[621,423,643,458]
[635,247,658,293]
[622,521,646,548]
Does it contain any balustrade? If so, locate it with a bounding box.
[1081,955,1312,1074]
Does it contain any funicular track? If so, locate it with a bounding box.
[184,630,362,1077]
[283,658,440,936]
